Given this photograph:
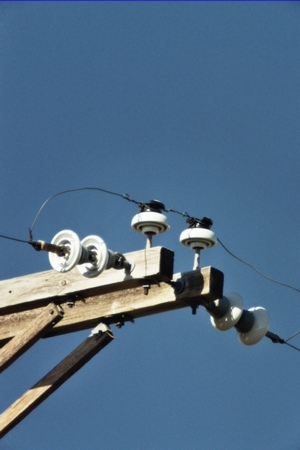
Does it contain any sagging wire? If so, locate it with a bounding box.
[2,186,300,354]
[1,186,300,296]
[217,238,300,294]
[28,187,141,240]
[28,188,195,241]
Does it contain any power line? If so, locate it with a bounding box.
[217,238,300,294]
[0,234,30,245]
[28,187,141,239]
[1,186,300,356]
[266,330,300,352]
[28,187,195,239]
[1,185,300,295]
[285,329,300,343]
[284,342,300,352]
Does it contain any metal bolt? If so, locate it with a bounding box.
[143,285,150,295]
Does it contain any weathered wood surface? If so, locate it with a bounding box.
[0,324,114,439]
[0,267,224,346]
[0,303,63,373]
[0,247,224,438]
[0,247,174,313]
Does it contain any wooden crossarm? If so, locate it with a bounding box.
[0,246,174,314]
[0,267,224,346]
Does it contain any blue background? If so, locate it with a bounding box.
[1,3,300,449]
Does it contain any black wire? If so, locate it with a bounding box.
[0,234,51,254]
[29,187,141,239]
[284,342,300,352]
[217,238,300,294]
[0,234,30,244]
[266,330,300,352]
[285,329,300,343]
[29,187,193,239]
[2,185,300,296]
[3,185,300,355]
[164,207,191,218]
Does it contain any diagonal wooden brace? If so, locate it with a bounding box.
[0,303,64,373]
[0,323,114,439]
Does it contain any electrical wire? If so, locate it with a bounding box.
[29,187,195,240]
[28,187,141,240]
[217,238,300,294]
[164,207,190,218]
[2,186,300,355]
[285,329,300,343]
[1,185,300,295]
[0,234,52,254]
[0,234,30,245]
[284,342,300,352]
[266,330,300,352]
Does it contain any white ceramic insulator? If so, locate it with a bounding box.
[237,307,270,346]
[131,211,170,235]
[179,228,217,250]
[49,230,82,273]
[77,235,109,278]
[210,294,244,331]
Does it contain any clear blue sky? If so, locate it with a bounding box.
[1,2,300,449]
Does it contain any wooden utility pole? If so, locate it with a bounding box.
[0,246,224,438]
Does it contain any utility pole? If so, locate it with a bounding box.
[0,199,270,438]
[0,245,224,438]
